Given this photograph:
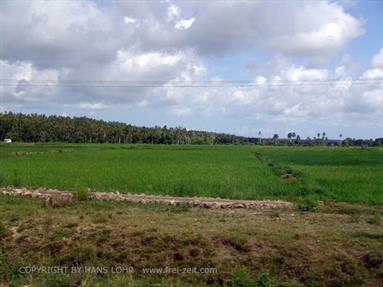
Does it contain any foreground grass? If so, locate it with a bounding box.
[0,143,382,204]
[0,195,382,286]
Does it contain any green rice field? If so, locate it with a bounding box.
[1,143,382,204]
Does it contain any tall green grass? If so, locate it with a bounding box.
[1,143,382,204]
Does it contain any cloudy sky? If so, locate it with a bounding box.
[0,0,382,139]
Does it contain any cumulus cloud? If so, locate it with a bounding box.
[0,0,380,138]
[267,3,364,60]
[156,64,382,128]
[0,1,121,69]
[0,0,362,64]
[174,18,196,30]
[371,49,383,68]
[79,103,110,110]
[121,0,363,59]
[361,69,383,80]
[0,48,206,108]
[280,66,329,81]
[124,16,136,24]
[0,60,59,103]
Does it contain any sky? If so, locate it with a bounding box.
[0,0,382,139]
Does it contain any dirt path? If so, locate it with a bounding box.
[0,187,294,209]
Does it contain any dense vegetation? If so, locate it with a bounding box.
[1,143,382,204]
[0,112,258,145]
[1,112,382,146]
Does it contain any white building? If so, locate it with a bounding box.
[4,139,12,144]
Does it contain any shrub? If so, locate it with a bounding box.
[75,189,90,201]
[230,267,276,287]
[255,270,276,287]
[297,198,317,212]
[230,266,253,287]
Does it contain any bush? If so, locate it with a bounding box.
[255,271,276,287]
[231,266,253,287]
[297,198,317,212]
[272,166,303,180]
[230,267,276,287]
[75,189,90,201]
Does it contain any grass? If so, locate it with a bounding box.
[0,195,382,286]
[257,146,383,204]
[1,143,382,204]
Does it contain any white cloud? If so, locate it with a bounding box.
[175,18,196,30]
[371,49,383,68]
[361,68,383,80]
[280,66,329,81]
[270,14,363,60]
[124,16,136,24]
[335,66,346,77]
[167,4,180,21]
[0,0,380,138]
[79,103,110,110]
[0,59,59,102]
[0,0,364,65]
[167,4,195,30]
[254,76,267,85]
[158,64,382,129]
[361,89,383,109]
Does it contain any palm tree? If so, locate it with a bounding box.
[322,132,326,144]
[272,134,279,145]
[288,132,295,144]
[257,131,262,144]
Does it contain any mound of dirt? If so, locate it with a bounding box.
[0,187,294,210]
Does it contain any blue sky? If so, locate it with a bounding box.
[346,0,383,64]
[0,0,382,139]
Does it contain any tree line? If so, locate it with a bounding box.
[0,112,258,144]
[1,112,381,146]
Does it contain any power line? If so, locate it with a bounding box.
[0,79,381,88]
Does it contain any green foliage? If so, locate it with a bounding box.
[297,198,317,212]
[254,271,276,287]
[11,170,21,187]
[230,267,276,287]
[272,166,303,180]
[230,266,254,287]
[75,188,90,201]
[1,144,383,204]
[0,112,257,145]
